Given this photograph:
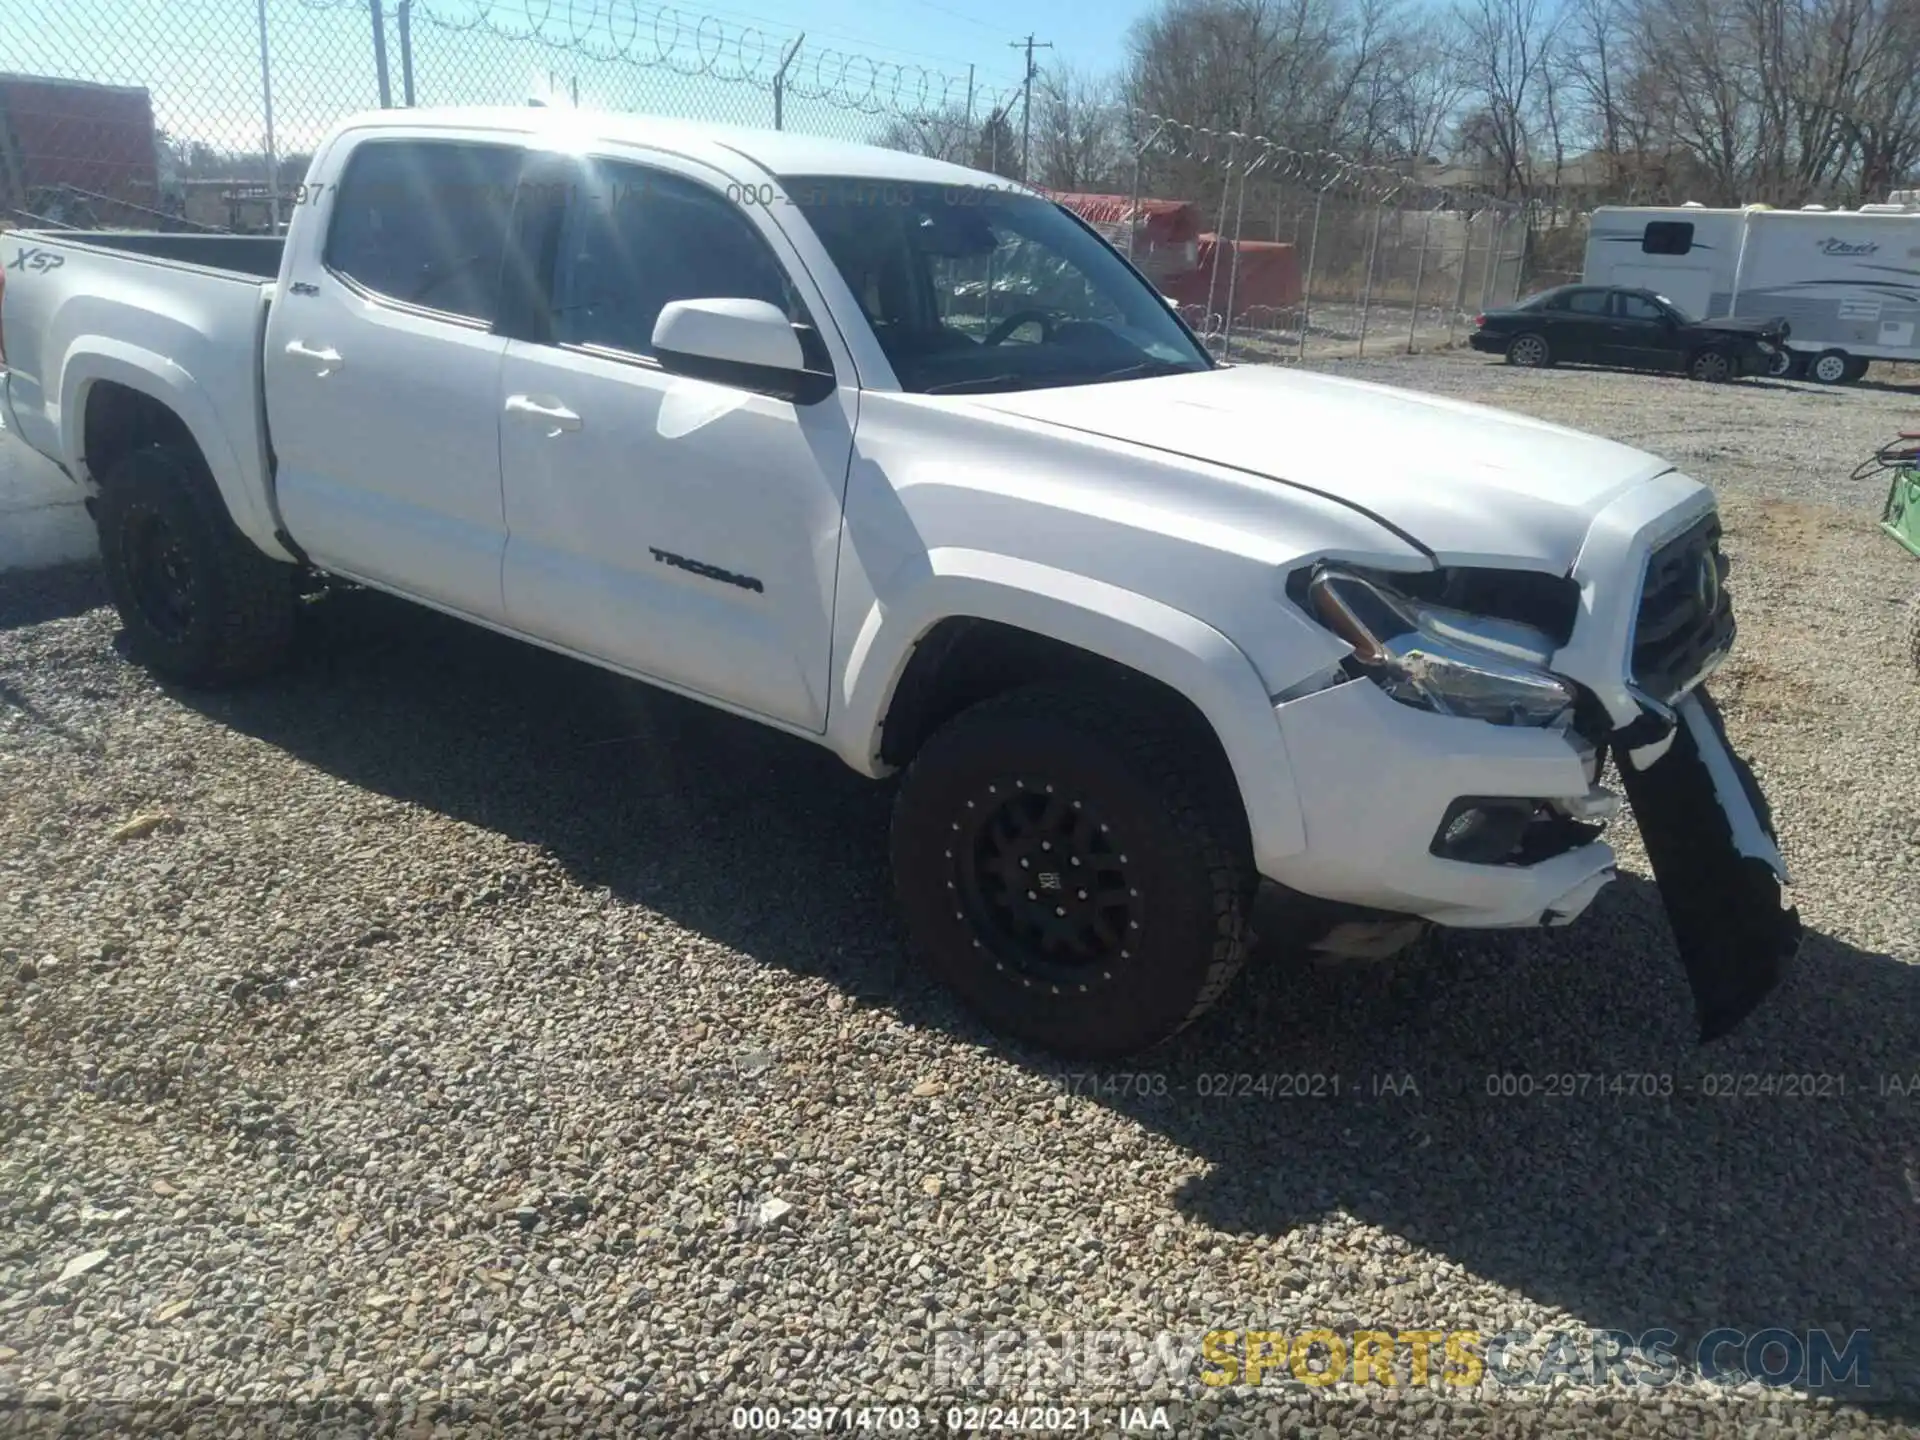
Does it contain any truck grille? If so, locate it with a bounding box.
[1632,513,1734,701]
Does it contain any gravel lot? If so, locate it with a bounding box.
[3,351,1918,1437]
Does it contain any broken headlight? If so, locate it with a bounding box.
[1305,566,1576,726]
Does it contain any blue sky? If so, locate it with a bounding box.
[688,0,1152,87]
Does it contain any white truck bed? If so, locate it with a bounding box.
[0,231,292,561]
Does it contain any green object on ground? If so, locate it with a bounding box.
[1885,460,1920,558]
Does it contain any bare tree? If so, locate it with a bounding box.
[1451,0,1562,198]
[877,106,974,164]
[1375,11,1470,163]
[896,0,1920,229]
[1839,0,1920,198]
[1124,0,1369,146]
[1032,66,1127,189]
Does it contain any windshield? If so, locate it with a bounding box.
[1655,294,1696,323]
[785,177,1212,394]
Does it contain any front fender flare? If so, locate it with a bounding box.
[830,547,1308,868]
[57,340,293,563]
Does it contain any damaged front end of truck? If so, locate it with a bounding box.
[1611,684,1800,1039]
[1576,505,1801,1040]
[1292,489,1800,1042]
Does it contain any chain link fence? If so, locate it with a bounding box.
[0,0,1020,228]
[0,0,1529,362]
[1111,118,1530,362]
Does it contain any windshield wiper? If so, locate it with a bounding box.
[1087,359,1203,384]
[924,361,1201,395]
[922,374,1055,395]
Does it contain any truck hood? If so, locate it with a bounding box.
[964,364,1681,571]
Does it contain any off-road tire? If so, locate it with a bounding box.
[1505,333,1551,368]
[95,442,296,685]
[891,683,1255,1058]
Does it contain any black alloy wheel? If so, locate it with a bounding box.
[120,507,199,644]
[951,780,1145,995]
[891,683,1254,1058]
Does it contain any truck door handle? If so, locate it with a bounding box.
[284,340,343,374]
[504,394,583,433]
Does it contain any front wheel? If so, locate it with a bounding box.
[1505,333,1551,368]
[891,684,1254,1058]
[1689,349,1734,383]
[1767,349,1803,379]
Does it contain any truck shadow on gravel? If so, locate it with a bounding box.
[160,584,1917,1407]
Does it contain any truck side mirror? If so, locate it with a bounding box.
[652,298,836,405]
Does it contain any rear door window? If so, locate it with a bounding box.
[1565,289,1611,315]
[324,139,522,324]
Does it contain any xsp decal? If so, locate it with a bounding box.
[6,247,65,273]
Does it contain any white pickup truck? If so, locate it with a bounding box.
[0,107,1799,1056]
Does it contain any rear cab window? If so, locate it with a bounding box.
[323,138,522,324]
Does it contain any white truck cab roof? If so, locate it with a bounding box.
[323,105,1018,190]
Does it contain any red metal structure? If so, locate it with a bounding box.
[1046,191,1301,316]
[1160,234,1303,315]
[0,73,161,225]
[1045,191,1203,283]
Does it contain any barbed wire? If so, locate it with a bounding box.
[1129,112,1523,214]
[390,0,1017,116]
[2,0,1532,354]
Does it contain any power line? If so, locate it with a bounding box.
[906,0,1012,36]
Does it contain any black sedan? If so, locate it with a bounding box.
[1468,284,1789,382]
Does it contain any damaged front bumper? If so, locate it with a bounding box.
[1611,685,1800,1040]
[1555,475,1802,1040]
[1267,473,1799,1041]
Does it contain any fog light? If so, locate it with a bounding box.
[1431,800,1535,863]
[1553,786,1621,822]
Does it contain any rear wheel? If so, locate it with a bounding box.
[1843,355,1870,383]
[1688,349,1734,383]
[1505,333,1551,368]
[95,442,296,685]
[1810,349,1853,384]
[891,683,1254,1058]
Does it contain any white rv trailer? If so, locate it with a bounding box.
[1584,202,1920,381]
[1583,205,1751,321]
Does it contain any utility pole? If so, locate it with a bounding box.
[1009,33,1052,184]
